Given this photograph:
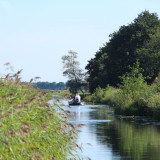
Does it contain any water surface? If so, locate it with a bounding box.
[49,98,160,160]
[65,102,160,160]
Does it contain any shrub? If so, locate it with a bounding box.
[102,86,118,105]
[92,86,104,103]
[86,61,160,120]
[114,61,155,115]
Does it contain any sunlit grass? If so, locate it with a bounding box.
[0,70,78,159]
[51,90,71,98]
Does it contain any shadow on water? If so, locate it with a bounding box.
[51,98,160,160]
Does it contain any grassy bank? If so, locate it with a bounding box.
[0,74,78,159]
[85,86,160,120]
[85,63,160,120]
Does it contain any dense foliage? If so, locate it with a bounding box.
[85,62,160,120]
[0,72,78,159]
[33,81,67,90]
[86,11,160,93]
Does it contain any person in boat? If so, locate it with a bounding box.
[75,94,81,103]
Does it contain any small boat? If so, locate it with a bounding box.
[68,99,83,105]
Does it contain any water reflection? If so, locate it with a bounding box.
[88,107,160,160]
[65,103,160,160]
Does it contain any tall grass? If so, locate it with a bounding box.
[0,70,78,159]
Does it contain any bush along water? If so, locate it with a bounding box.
[85,61,160,120]
[84,85,118,106]
[0,70,78,159]
[114,61,155,116]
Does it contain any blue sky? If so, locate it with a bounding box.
[0,0,160,82]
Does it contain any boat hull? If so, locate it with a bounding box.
[68,101,83,105]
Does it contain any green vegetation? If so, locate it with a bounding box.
[84,86,118,105]
[85,62,160,120]
[84,10,160,119]
[51,90,71,98]
[62,50,87,95]
[32,81,67,90]
[86,11,160,93]
[0,72,78,159]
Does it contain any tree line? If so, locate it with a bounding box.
[86,10,160,93]
[61,11,160,95]
[32,82,67,90]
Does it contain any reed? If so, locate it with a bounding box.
[0,69,78,159]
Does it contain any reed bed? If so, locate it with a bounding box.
[0,69,78,159]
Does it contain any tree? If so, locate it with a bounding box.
[62,50,87,95]
[32,82,66,90]
[86,11,160,93]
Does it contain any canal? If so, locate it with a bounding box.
[66,102,160,160]
[50,97,160,160]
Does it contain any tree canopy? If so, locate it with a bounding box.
[86,11,160,93]
[62,50,87,95]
